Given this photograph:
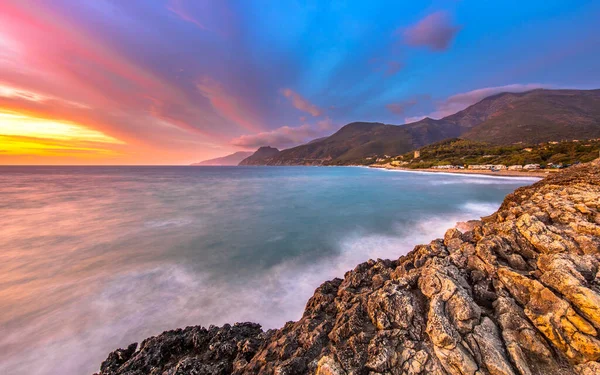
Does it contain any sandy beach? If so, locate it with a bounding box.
[370,164,554,178]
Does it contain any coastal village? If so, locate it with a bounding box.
[371,138,600,175]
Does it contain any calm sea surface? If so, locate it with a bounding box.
[0,166,536,375]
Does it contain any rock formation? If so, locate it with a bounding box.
[96,160,600,375]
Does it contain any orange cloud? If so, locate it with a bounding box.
[231,117,334,149]
[281,88,322,117]
[0,109,127,164]
[0,3,239,164]
[0,134,129,165]
[0,111,123,144]
[403,11,461,51]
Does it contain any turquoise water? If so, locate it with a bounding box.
[0,166,536,375]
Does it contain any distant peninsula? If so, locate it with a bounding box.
[192,151,254,166]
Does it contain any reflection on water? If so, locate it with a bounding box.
[0,166,536,375]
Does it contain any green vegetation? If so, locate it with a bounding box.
[373,138,600,169]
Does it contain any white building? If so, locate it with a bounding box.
[523,164,541,170]
[432,165,461,169]
[468,165,489,170]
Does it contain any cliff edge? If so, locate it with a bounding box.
[96,160,600,375]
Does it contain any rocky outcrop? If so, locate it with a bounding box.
[96,160,600,375]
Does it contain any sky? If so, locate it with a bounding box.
[0,0,599,165]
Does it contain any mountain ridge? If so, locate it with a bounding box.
[239,88,600,166]
[192,151,254,166]
[238,146,281,165]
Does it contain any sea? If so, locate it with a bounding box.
[0,166,537,375]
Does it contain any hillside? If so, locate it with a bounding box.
[97,160,600,375]
[238,146,280,165]
[263,118,463,166]
[192,151,254,166]
[265,122,415,166]
[383,137,600,169]
[462,89,600,144]
[242,89,600,166]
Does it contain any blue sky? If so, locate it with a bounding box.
[1,0,599,163]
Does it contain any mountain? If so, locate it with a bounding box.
[192,151,254,166]
[460,89,600,144]
[96,160,600,375]
[265,118,462,166]
[238,146,280,165]
[243,89,600,166]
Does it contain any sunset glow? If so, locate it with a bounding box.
[0,0,598,165]
[0,112,122,144]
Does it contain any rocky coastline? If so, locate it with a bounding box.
[96,160,600,375]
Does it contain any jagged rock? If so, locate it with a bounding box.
[96,160,600,375]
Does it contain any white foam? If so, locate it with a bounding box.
[461,202,501,215]
[0,200,498,375]
[381,168,541,181]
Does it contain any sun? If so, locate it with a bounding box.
[0,110,124,160]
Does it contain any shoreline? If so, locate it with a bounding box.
[96,161,600,375]
[369,164,552,178]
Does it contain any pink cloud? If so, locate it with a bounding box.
[386,95,430,116]
[386,99,419,115]
[315,117,333,131]
[167,0,207,30]
[385,61,404,76]
[403,12,461,51]
[166,0,235,37]
[403,115,427,124]
[0,2,241,164]
[231,117,334,149]
[281,88,322,117]
[197,77,264,132]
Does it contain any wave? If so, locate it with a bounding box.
[461,202,501,215]
[430,177,534,185]
[0,200,499,375]
[382,168,541,182]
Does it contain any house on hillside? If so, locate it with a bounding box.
[524,164,541,170]
[432,165,461,169]
[508,165,523,170]
[468,165,493,170]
